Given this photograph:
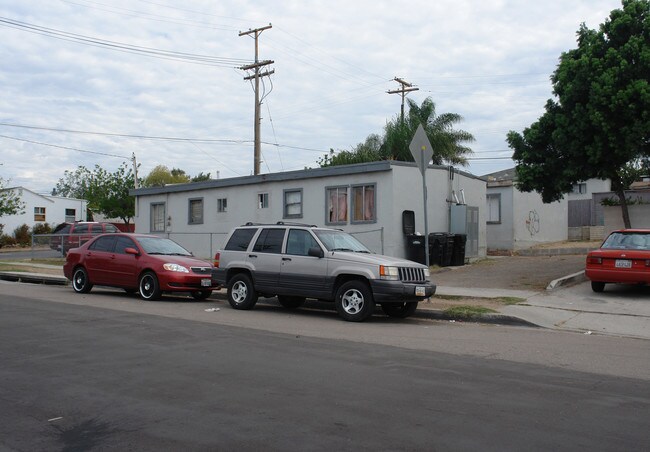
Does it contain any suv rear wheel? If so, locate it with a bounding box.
[335,280,375,322]
[228,273,258,310]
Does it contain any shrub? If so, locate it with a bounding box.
[32,222,52,235]
[13,224,31,247]
[0,234,16,248]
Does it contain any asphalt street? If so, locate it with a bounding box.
[1,285,650,451]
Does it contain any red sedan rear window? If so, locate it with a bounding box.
[601,232,650,250]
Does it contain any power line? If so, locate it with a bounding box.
[0,134,129,159]
[0,122,252,144]
[0,17,250,67]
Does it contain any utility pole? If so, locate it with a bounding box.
[239,24,274,176]
[131,152,139,189]
[387,77,419,123]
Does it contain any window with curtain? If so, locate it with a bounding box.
[326,187,348,224]
[151,203,165,232]
[351,184,376,223]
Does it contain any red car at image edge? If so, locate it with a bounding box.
[585,229,650,293]
[63,233,218,300]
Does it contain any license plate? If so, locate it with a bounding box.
[615,259,632,268]
[201,278,212,287]
[415,286,426,296]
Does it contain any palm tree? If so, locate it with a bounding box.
[319,97,474,167]
[382,97,474,166]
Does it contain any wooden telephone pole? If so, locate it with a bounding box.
[239,24,274,175]
[387,77,419,122]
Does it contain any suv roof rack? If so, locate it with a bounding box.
[242,221,319,227]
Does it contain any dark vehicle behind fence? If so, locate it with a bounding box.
[50,222,120,254]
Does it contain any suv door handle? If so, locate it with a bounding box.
[282,257,291,261]
[248,254,257,258]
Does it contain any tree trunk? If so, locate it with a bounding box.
[615,189,632,228]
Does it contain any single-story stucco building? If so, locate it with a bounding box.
[130,161,487,261]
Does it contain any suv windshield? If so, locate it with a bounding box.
[314,229,370,252]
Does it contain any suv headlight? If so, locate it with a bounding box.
[424,268,430,278]
[379,265,399,281]
[163,263,190,273]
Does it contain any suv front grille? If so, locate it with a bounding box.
[191,266,211,275]
[398,267,426,283]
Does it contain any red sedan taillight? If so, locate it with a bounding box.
[214,252,220,268]
[587,256,602,265]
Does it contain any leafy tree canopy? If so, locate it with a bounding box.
[143,165,191,187]
[0,177,25,218]
[320,97,474,167]
[508,0,650,226]
[52,163,136,224]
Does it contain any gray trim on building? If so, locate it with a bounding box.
[130,160,484,196]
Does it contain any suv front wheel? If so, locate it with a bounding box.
[228,273,258,310]
[335,280,375,322]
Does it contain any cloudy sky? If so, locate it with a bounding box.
[0,0,623,193]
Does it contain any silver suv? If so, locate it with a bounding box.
[212,222,436,322]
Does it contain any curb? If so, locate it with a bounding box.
[0,271,68,285]
[410,309,539,327]
[546,270,587,291]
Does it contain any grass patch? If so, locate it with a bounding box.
[431,294,525,305]
[444,305,497,319]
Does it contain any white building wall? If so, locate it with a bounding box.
[512,190,567,249]
[0,188,87,234]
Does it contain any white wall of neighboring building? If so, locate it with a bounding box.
[512,190,567,249]
[567,178,612,201]
[0,187,87,234]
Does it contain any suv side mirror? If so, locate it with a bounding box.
[308,246,324,258]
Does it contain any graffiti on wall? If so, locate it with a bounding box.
[526,210,540,236]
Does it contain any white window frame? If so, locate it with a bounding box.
[487,194,501,224]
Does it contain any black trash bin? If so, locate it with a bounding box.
[429,232,453,267]
[451,233,467,266]
[405,234,426,265]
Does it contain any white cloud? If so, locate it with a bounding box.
[0,0,625,191]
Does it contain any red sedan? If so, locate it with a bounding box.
[64,233,218,300]
[585,229,650,292]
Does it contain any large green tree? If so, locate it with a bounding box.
[321,97,474,167]
[0,177,24,218]
[508,0,650,227]
[53,163,136,224]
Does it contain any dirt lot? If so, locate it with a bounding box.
[431,254,588,291]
